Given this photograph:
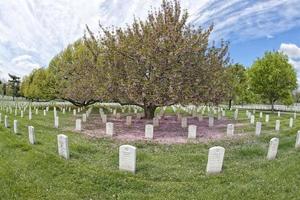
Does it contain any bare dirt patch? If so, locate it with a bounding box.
[80,114,240,144]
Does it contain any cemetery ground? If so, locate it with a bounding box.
[0,106,300,199]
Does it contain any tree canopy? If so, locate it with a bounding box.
[248,51,297,110]
[85,0,229,118]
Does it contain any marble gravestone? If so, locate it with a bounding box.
[57,134,69,159]
[75,119,82,131]
[119,145,136,173]
[206,146,225,174]
[296,131,300,149]
[28,126,36,144]
[13,120,18,134]
[188,125,197,139]
[4,115,9,128]
[208,116,214,127]
[250,115,255,124]
[265,114,269,123]
[145,124,154,139]
[255,122,262,136]
[29,110,32,120]
[126,116,132,126]
[54,116,59,128]
[275,120,280,131]
[106,122,114,136]
[82,114,87,123]
[153,117,159,127]
[181,117,187,128]
[289,118,293,128]
[102,114,107,124]
[226,124,234,136]
[267,137,279,160]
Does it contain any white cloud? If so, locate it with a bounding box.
[279,43,300,85]
[0,0,300,79]
[279,43,300,60]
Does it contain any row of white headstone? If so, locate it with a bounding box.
[55,130,300,174]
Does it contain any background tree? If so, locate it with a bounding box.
[48,39,106,106]
[8,74,20,101]
[86,0,229,118]
[248,51,297,111]
[20,68,56,101]
[225,63,247,109]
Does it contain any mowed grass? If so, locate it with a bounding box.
[0,107,300,199]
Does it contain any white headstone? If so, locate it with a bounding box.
[267,137,279,160]
[57,134,69,159]
[4,115,9,128]
[73,109,76,116]
[289,118,293,128]
[75,119,82,131]
[294,112,297,119]
[278,111,281,117]
[126,116,132,126]
[275,120,280,131]
[43,110,47,116]
[255,122,262,136]
[226,124,234,136]
[181,117,187,128]
[21,110,24,118]
[102,114,107,123]
[295,131,300,149]
[208,116,214,127]
[234,110,238,120]
[82,114,87,122]
[28,126,36,144]
[119,145,136,173]
[153,117,159,127]
[250,115,255,124]
[265,114,269,123]
[145,124,154,139]
[106,122,114,136]
[13,120,18,134]
[206,146,225,174]
[188,125,197,139]
[54,116,59,128]
[29,110,32,120]
[259,112,263,118]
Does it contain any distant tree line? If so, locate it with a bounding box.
[20,0,297,116]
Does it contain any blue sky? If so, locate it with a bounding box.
[0,0,300,82]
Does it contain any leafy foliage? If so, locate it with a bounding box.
[248,51,297,110]
[86,0,229,118]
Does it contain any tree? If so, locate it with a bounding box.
[225,63,247,109]
[248,51,297,111]
[48,39,106,106]
[86,0,229,118]
[8,74,20,101]
[20,68,56,101]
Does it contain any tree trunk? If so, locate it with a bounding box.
[270,99,274,112]
[144,105,157,119]
[228,99,232,110]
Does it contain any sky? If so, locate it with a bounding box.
[0,0,300,82]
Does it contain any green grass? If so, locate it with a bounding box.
[0,107,300,199]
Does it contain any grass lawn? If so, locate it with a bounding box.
[0,107,300,199]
